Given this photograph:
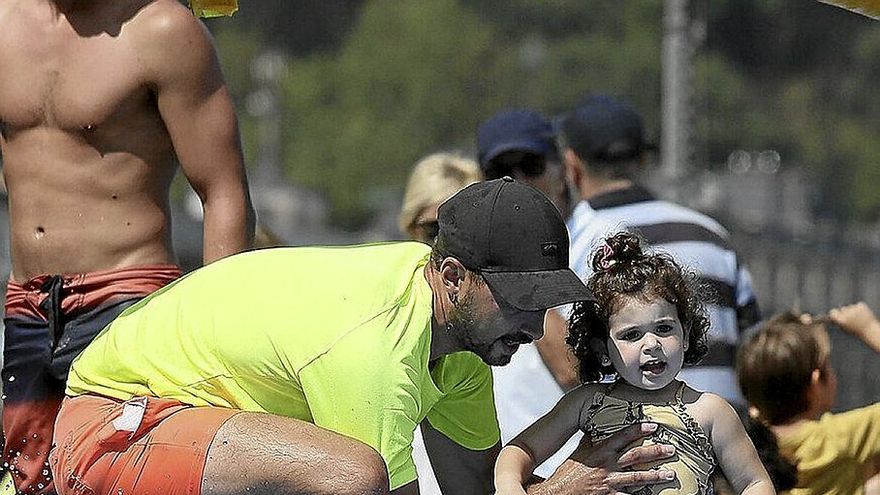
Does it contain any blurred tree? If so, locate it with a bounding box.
[277,0,664,227]
[701,0,877,220]
[281,0,501,227]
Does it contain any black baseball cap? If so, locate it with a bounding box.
[436,177,591,311]
[476,109,557,170]
[559,94,656,163]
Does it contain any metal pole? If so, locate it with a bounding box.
[661,0,692,187]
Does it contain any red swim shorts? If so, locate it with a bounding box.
[50,394,240,495]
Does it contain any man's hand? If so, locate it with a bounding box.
[526,423,675,495]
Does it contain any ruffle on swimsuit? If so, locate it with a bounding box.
[579,382,717,495]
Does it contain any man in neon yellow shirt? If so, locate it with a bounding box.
[49,178,676,495]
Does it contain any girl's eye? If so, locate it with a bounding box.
[621,331,641,341]
[657,324,673,333]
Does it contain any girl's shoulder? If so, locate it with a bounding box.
[681,387,740,430]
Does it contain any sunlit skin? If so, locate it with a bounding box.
[606,296,689,392]
[0,0,254,280]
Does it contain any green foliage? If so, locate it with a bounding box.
[276,0,666,227]
[282,0,502,227]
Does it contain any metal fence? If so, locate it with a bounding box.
[682,168,880,411]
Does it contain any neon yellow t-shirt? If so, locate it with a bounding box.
[67,242,501,489]
[777,403,880,495]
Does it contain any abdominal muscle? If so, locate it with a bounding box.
[3,127,179,282]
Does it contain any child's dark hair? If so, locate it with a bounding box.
[566,232,709,383]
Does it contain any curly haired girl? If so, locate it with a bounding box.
[495,232,775,495]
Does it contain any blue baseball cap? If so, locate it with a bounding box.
[476,109,557,169]
[560,94,656,163]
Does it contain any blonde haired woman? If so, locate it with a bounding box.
[399,153,482,243]
[399,152,481,494]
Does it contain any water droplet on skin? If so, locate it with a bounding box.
[83,124,95,132]
[35,227,45,239]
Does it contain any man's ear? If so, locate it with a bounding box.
[439,257,467,299]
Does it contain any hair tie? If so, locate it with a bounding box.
[599,242,616,270]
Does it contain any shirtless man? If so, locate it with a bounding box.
[0,0,254,492]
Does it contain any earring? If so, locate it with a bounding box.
[600,355,611,367]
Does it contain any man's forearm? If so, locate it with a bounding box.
[202,194,255,263]
[536,309,579,390]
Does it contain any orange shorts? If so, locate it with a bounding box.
[50,394,240,495]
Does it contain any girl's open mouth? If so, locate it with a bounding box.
[640,361,667,374]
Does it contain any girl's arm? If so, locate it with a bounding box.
[494,385,592,494]
[703,394,776,495]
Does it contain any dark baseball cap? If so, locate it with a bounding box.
[436,177,591,311]
[476,109,557,169]
[559,94,656,163]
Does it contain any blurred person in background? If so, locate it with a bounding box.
[0,0,255,492]
[477,109,571,218]
[398,151,481,493]
[476,109,583,479]
[558,93,760,404]
[738,302,880,495]
[399,153,482,244]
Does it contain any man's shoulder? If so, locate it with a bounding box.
[125,1,211,55]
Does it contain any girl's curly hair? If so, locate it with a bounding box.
[566,232,710,383]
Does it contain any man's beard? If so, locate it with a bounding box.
[446,291,510,366]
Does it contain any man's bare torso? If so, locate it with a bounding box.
[0,0,185,281]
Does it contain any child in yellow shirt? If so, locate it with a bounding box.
[738,302,880,495]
